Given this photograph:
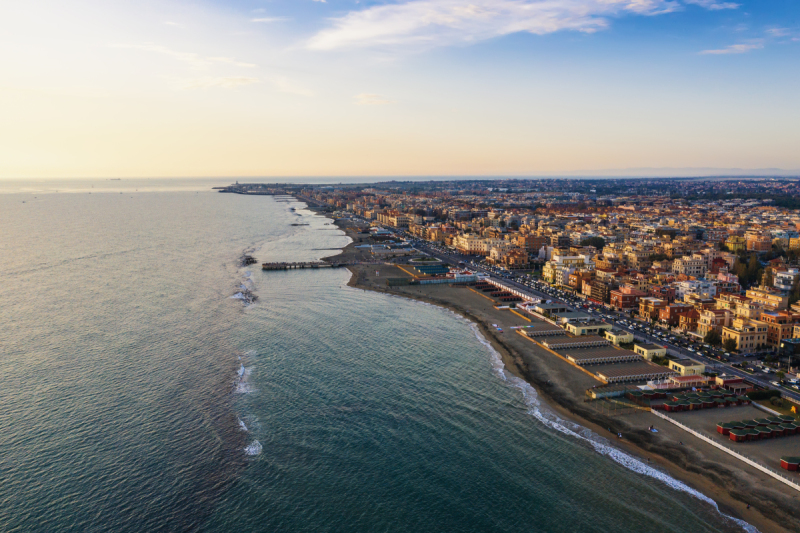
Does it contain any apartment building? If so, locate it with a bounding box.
[672,254,707,278]
[745,286,789,311]
[721,318,769,353]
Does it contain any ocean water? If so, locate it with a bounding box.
[0,182,754,533]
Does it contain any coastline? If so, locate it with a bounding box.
[317,214,798,533]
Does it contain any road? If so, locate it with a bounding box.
[408,238,800,403]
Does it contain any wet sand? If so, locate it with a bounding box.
[319,219,800,533]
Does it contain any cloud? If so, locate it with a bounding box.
[700,41,763,54]
[354,93,395,105]
[307,0,695,51]
[208,56,257,68]
[113,44,257,70]
[251,17,290,23]
[181,77,261,89]
[683,0,739,10]
[765,27,790,38]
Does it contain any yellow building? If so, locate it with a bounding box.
[745,287,789,311]
[565,320,613,336]
[669,358,706,376]
[605,329,634,346]
[634,343,667,360]
[725,235,746,252]
[721,318,769,353]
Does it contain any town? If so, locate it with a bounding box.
[222,178,800,495]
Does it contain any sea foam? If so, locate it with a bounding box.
[244,440,262,456]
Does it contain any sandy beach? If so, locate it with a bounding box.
[320,215,800,533]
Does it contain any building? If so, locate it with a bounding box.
[595,361,677,383]
[672,254,707,279]
[564,319,613,337]
[639,297,668,322]
[696,309,732,338]
[610,286,647,311]
[746,286,789,311]
[746,234,772,253]
[634,343,667,361]
[774,268,800,292]
[674,280,717,301]
[721,318,769,353]
[760,310,800,348]
[726,235,746,252]
[605,329,634,346]
[668,358,706,376]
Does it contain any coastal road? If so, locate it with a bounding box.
[410,240,800,403]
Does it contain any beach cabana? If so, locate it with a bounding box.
[781,457,800,471]
[729,429,749,442]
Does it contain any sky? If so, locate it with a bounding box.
[0,0,798,178]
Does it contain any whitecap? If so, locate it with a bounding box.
[238,418,248,432]
[244,440,262,456]
[244,350,258,357]
[234,380,254,394]
[470,322,758,533]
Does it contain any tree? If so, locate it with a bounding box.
[776,370,786,383]
[723,338,737,352]
[704,330,722,346]
[580,236,606,251]
[790,275,800,307]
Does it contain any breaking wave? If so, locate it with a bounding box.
[244,440,262,456]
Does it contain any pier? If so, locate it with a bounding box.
[262,261,344,271]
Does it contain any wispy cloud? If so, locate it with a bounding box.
[765,27,790,38]
[683,0,739,10]
[251,17,290,23]
[306,0,725,51]
[112,44,256,70]
[181,76,261,89]
[208,56,257,68]
[355,93,395,105]
[700,41,763,54]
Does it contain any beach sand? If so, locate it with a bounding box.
[318,218,800,533]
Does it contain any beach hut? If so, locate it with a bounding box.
[741,419,758,429]
[729,429,749,442]
[781,457,800,471]
[781,423,798,436]
[779,415,796,423]
[767,425,786,438]
[746,428,761,440]
[756,426,773,439]
[717,422,741,436]
[756,418,772,427]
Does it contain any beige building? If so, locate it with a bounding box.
[669,358,706,376]
[634,343,667,360]
[721,318,769,353]
[564,320,613,337]
[672,254,707,278]
[745,287,789,311]
[605,329,634,346]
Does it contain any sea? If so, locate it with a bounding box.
[0,178,757,533]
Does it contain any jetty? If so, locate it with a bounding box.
[262,261,344,271]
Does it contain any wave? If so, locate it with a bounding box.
[238,418,248,432]
[467,322,758,533]
[244,440,262,456]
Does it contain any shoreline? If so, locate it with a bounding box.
[316,213,796,533]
